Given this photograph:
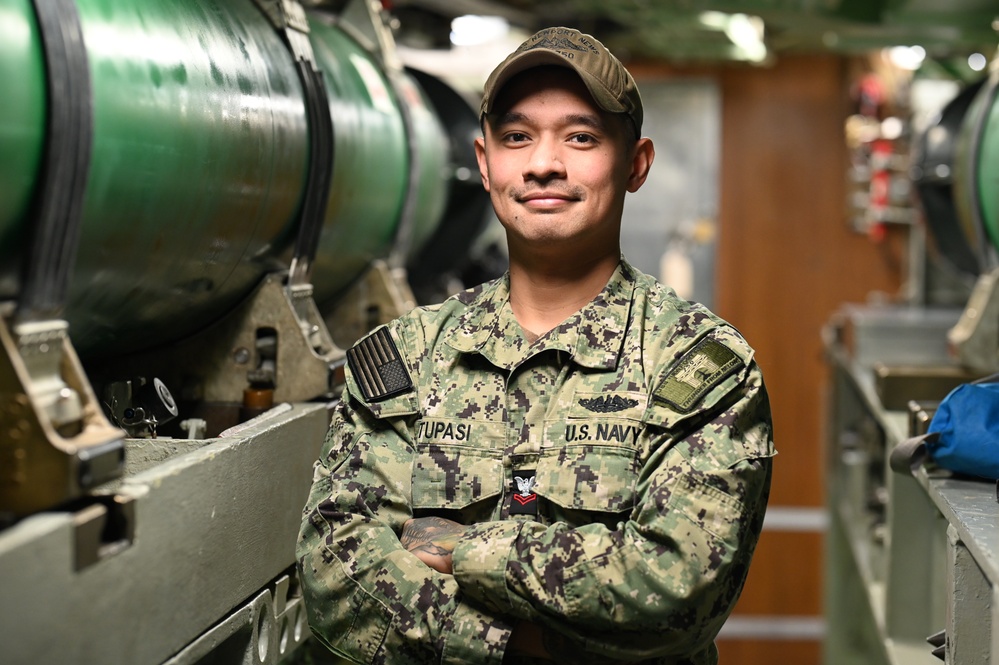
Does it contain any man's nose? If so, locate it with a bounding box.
[523,138,566,180]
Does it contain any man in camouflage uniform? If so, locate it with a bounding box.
[298,26,775,664]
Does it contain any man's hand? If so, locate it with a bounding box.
[401,516,466,574]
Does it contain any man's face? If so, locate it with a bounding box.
[475,67,653,256]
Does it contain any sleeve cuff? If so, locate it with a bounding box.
[452,520,524,614]
[440,600,514,665]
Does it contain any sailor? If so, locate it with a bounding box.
[298,25,776,664]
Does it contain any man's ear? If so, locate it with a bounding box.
[474,136,490,192]
[626,137,655,193]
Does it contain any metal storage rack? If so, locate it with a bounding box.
[824,305,998,665]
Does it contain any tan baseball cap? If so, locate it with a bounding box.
[480,27,643,137]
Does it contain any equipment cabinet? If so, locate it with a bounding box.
[824,305,998,665]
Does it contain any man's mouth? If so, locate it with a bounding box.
[517,190,581,208]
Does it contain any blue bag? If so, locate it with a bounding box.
[890,376,999,480]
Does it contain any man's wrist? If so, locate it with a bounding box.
[441,600,514,665]
[451,520,525,614]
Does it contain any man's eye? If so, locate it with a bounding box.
[504,132,529,143]
[569,134,595,144]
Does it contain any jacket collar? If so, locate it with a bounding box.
[446,259,637,371]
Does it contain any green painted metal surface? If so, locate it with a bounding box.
[954,75,999,260]
[307,19,408,306]
[68,0,309,357]
[396,73,450,268]
[0,0,46,293]
[306,19,448,307]
[0,0,452,358]
[975,80,999,254]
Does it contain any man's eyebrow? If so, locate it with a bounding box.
[493,111,528,128]
[561,113,605,131]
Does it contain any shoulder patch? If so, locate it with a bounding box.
[653,336,742,412]
[346,327,413,402]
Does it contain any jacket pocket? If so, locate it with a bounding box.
[535,443,639,514]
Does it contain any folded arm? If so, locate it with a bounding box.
[297,398,514,664]
[450,364,774,661]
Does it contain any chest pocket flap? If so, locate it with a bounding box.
[412,419,505,510]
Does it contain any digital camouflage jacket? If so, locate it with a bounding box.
[298,259,775,664]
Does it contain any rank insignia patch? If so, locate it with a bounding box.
[510,470,538,515]
[653,336,742,412]
[346,327,413,402]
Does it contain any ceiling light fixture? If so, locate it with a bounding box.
[450,15,509,47]
[887,45,926,71]
[699,11,767,63]
[968,52,987,72]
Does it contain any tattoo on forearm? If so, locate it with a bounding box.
[411,542,454,557]
[401,516,465,551]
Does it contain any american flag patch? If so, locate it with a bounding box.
[346,327,413,402]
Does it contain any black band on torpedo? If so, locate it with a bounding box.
[21,0,94,319]
[252,0,334,287]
